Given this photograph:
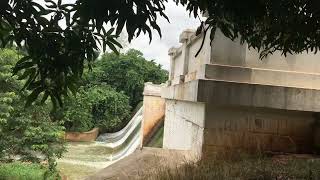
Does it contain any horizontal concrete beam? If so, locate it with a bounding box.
[143,82,165,97]
[202,64,320,90]
[162,79,320,112]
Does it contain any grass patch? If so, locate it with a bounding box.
[146,125,164,148]
[0,162,57,180]
[142,153,320,180]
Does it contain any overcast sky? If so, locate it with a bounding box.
[37,0,200,70]
[127,2,200,70]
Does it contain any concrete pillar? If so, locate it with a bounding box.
[168,48,177,83]
[179,29,195,76]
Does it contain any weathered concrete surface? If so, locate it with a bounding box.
[87,148,194,180]
[315,126,320,152]
[64,128,99,142]
[163,100,204,157]
[162,96,316,156]
[141,83,165,146]
[162,28,320,158]
[202,64,320,89]
[162,79,320,112]
[203,107,314,155]
[168,29,320,87]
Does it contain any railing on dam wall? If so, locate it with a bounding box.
[167,28,320,89]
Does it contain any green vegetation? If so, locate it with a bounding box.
[62,87,94,133]
[0,49,65,178]
[88,85,131,133]
[63,85,131,133]
[0,162,57,180]
[1,1,320,179]
[145,154,320,180]
[85,49,168,108]
[0,48,166,179]
[146,125,164,148]
[2,0,320,105]
[63,49,167,133]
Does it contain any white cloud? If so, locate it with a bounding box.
[128,2,200,70]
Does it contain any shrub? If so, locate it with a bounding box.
[0,48,21,127]
[0,48,65,177]
[63,88,94,132]
[84,49,168,108]
[1,104,65,177]
[63,85,131,133]
[88,85,131,132]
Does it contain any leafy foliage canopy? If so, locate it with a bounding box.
[0,0,168,106]
[63,85,131,133]
[85,49,168,108]
[0,49,65,178]
[1,0,320,104]
[65,49,167,133]
[177,0,320,58]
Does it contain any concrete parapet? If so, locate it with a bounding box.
[179,29,196,43]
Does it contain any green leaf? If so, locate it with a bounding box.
[40,91,50,104]
[25,86,45,107]
[17,68,35,80]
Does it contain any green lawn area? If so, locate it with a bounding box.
[0,162,56,180]
[0,162,100,180]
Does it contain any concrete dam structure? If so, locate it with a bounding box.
[87,29,320,179]
[82,28,320,170]
[160,28,320,158]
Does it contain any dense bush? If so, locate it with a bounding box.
[63,85,131,133]
[85,49,168,108]
[0,49,65,178]
[2,104,65,162]
[89,85,131,132]
[63,49,166,133]
[63,87,94,132]
[0,49,21,124]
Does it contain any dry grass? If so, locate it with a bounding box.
[140,152,320,180]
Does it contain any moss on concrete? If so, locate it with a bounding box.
[146,125,164,148]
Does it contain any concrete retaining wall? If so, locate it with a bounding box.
[163,100,204,157]
[203,106,314,156]
[142,83,166,146]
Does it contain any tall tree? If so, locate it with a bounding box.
[1,0,320,105]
